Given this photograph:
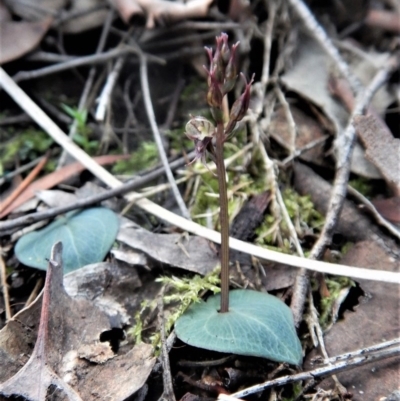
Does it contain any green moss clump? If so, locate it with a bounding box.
[112,141,158,174]
[255,188,324,251]
[349,177,374,197]
[319,276,355,328]
[0,129,54,175]
[128,269,221,353]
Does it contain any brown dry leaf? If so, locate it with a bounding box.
[354,114,400,195]
[306,240,400,400]
[110,0,213,28]
[372,197,400,224]
[0,154,129,218]
[0,17,53,64]
[0,242,155,401]
[281,33,395,179]
[268,106,329,166]
[117,219,219,275]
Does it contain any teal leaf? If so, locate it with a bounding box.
[15,207,119,273]
[175,289,302,365]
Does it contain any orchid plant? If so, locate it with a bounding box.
[175,33,302,366]
[184,33,253,313]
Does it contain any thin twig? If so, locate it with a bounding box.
[0,247,11,321]
[25,277,44,307]
[13,48,132,83]
[275,86,297,155]
[0,152,194,233]
[1,67,399,284]
[0,152,49,214]
[227,343,400,398]
[139,53,192,220]
[157,296,176,401]
[58,9,114,168]
[347,185,400,241]
[286,0,362,94]
[95,56,126,122]
[0,155,48,186]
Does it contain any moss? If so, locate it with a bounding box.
[349,177,374,197]
[112,141,159,174]
[128,269,221,353]
[0,129,54,175]
[319,276,355,328]
[255,188,324,251]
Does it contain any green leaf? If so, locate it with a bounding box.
[175,289,302,365]
[15,207,119,273]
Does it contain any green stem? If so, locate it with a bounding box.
[215,121,230,313]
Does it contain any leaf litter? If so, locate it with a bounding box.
[0,242,155,401]
[0,0,400,399]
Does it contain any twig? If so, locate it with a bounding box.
[286,0,362,94]
[0,247,11,321]
[0,152,194,233]
[13,48,132,83]
[275,187,304,257]
[58,9,114,168]
[157,296,176,401]
[139,53,192,220]
[347,185,400,241]
[25,277,44,307]
[0,152,49,214]
[227,342,400,398]
[279,136,328,166]
[95,56,126,122]
[0,155,48,186]
[324,338,400,364]
[290,56,399,327]
[275,85,296,155]
[1,67,399,284]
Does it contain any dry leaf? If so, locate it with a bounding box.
[117,220,219,275]
[372,197,400,224]
[0,154,129,218]
[354,114,400,195]
[0,17,53,64]
[0,243,155,400]
[268,106,329,166]
[281,33,395,179]
[306,240,400,400]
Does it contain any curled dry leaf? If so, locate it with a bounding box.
[110,0,213,28]
[0,242,155,401]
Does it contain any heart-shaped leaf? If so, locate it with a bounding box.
[15,207,119,273]
[175,289,302,365]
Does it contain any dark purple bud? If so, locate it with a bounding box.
[220,33,230,64]
[206,71,223,109]
[222,42,239,94]
[228,73,254,123]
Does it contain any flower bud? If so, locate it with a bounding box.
[228,73,254,123]
[206,71,223,109]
